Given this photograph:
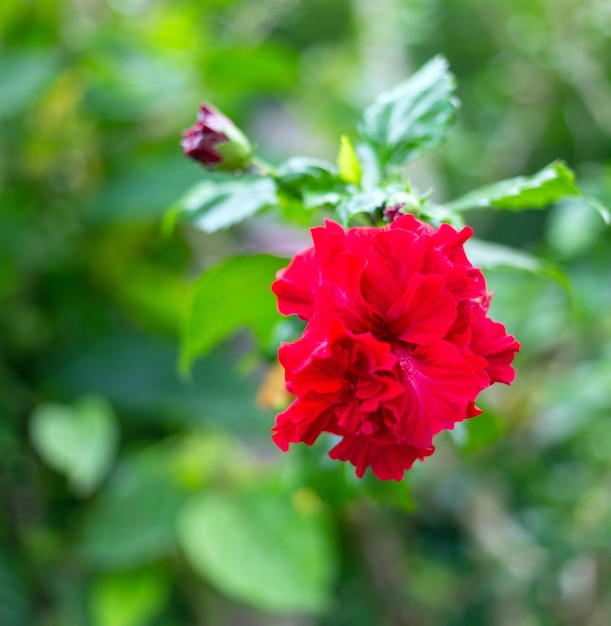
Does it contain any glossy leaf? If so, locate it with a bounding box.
[336,188,387,225]
[177,486,336,613]
[444,161,580,213]
[355,142,384,190]
[181,254,286,370]
[357,56,458,169]
[547,198,608,258]
[582,195,611,225]
[465,238,570,290]
[167,174,277,233]
[276,157,345,210]
[29,397,119,496]
[276,157,337,182]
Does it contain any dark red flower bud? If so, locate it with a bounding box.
[383,203,405,222]
[181,103,252,171]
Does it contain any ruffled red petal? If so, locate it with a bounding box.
[329,434,434,481]
[271,215,519,479]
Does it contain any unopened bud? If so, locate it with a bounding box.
[181,103,252,171]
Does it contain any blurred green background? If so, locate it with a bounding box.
[2,0,611,624]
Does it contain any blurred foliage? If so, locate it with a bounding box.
[1,0,610,625]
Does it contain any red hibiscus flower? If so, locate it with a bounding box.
[271,214,520,481]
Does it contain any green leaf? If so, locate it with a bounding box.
[276,157,345,210]
[336,189,386,225]
[167,174,277,233]
[79,451,186,569]
[29,396,119,496]
[90,568,170,626]
[461,412,506,455]
[583,194,611,225]
[276,157,338,181]
[177,486,336,614]
[465,238,570,290]
[355,142,384,190]
[337,135,362,185]
[181,254,286,371]
[547,198,607,258]
[444,161,580,213]
[357,56,458,169]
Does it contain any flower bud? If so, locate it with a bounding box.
[382,203,405,222]
[181,103,252,171]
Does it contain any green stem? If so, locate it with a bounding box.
[250,155,278,177]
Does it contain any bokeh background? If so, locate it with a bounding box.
[2,0,611,624]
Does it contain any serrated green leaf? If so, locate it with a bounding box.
[337,135,362,185]
[29,397,119,496]
[357,56,458,169]
[445,161,580,213]
[336,189,387,226]
[177,487,336,613]
[167,174,277,233]
[276,157,345,210]
[276,157,338,182]
[465,238,570,290]
[355,142,384,190]
[181,254,286,371]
